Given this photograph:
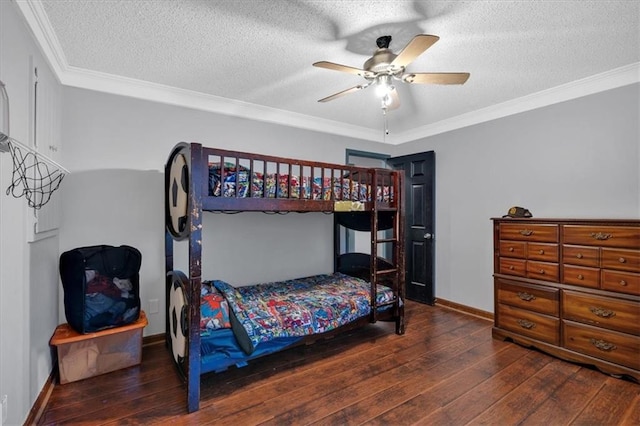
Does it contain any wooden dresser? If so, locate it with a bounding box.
[491,218,640,381]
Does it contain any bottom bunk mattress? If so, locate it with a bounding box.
[197,272,395,374]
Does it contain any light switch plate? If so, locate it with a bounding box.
[149,299,159,314]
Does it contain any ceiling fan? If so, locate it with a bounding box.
[313,34,470,110]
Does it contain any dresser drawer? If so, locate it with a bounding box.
[497,304,559,345]
[562,290,640,336]
[527,243,559,262]
[601,248,640,273]
[500,223,559,243]
[496,279,559,316]
[526,261,559,282]
[563,320,640,370]
[499,241,526,258]
[563,225,640,249]
[499,258,526,277]
[562,245,599,267]
[562,264,599,289]
[601,270,640,296]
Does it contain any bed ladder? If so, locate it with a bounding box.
[369,169,402,325]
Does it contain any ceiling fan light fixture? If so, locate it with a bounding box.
[375,75,394,98]
[382,93,392,107]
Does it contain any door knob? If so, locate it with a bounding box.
[424,233,433,239]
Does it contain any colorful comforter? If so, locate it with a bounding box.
[212,272,394,354]
[208,163,392,202]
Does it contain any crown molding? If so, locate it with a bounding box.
[14,0,67,81]
[62,66,383,142]
[15,1,640,146]
[14,1,382,143]
[389,62,640,145]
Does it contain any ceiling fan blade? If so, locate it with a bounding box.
[390,34,440,68]
[403,72,470,85]
[383,87,401,110]
[318,84,369,103]
[313,61,374,78]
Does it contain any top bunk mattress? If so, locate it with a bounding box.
[209,162,393,203]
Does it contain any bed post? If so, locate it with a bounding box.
[164,230,173,348]
[395,170,406,334]
[370,169,379,323]
[164,152,173,349]
[186,142,204,413]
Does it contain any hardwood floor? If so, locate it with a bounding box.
[37,302,639,425]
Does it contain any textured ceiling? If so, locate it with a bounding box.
[18,0,640,144]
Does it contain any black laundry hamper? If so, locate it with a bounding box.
[60,245,142,334]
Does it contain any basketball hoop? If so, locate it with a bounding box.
[4,137,66,209]
[1,79,68,209]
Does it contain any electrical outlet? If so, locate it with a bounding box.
[2,394,7,425]
[149,299,159,314]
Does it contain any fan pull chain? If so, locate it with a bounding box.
[382,106,389,143]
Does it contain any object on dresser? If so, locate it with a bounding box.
[502,206,533,218]
[491,218,639,382]
[60,245,142,333]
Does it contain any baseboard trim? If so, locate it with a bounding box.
[435,298,494,322]
[143,333,165,347]
[24,370,55,425]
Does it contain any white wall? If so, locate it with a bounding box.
[0,2,62,425]
[59,87,392,337]
[392,83,640,312]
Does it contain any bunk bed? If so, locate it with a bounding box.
[164,142,405,413]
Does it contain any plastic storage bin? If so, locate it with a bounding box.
[50,311,147,384]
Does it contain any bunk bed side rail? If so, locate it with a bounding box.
[197,143,399,211]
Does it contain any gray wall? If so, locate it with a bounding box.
[392,83,640,311]
[0,2,62,425]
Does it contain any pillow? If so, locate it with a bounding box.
[212,280,258,354]
[200,282,231,333]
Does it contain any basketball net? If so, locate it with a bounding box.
[5,137,65,209]
[1,79,67,209]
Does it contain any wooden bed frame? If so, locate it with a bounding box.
[164,142,405,412]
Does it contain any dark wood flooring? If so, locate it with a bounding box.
[36,302,639,425]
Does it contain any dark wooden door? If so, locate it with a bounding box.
[388,151,435,304]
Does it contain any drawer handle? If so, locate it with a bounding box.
[589,306,616,318]
[620,280,627,286]
[519,229,533,236]
[517,319,536,329]
[539,269,545,274]
[509,247,514,252]
[590,232,612,241]
[618,257,626,263]
[509,266,514,270]
[576,253,583,259]
[517,292,537,302]
[538,249,544,254]
[577,274,584,280]
[590,338,617,352]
